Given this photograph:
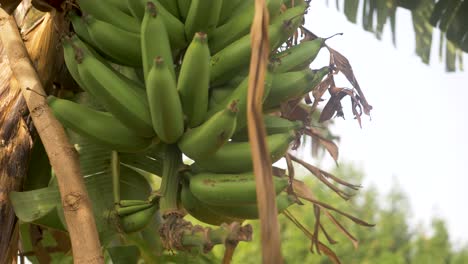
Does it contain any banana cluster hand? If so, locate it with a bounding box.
[52,0,330,228]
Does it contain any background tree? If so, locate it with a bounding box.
[328,0,467,71]
[224,164,468,264]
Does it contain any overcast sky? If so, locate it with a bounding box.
[304,1,468,246]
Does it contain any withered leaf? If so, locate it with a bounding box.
[320,223,338,245]
[316,242,342,264]
[292,181,360,249]
[328,47,373,116]
[305,127,339,162]
[290,155,354,200]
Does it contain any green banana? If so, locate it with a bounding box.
[69,12,95,47]
[207,69,273,130]
[217,0,243,25]
[79,0,140,33]
[178,32,210,127]
[67,35,146,93]
[117,203,154,216]
[189,172,289,206]
[209,4,306,84]
[62,38,87,90]
[84,15,142,67]
[146,57,184,143]
[159,0,181,18]
[264,66,329,109]
[184,0,223,40]
[176,0,191,21]
[206,193,295,219]
[119,200,153,207]
[128,0,186,49]
[118,203,158,233]
[75,48,155,137]
[112,64,145,87]
[47,96,152,152]
[141,2,175,82]
[180,183,238,225]
[209,85,237,106]
[273,38,326,73]
[103,0,132,15]
[178,101,238,161]
[194,132,295,173]
[231,115,303,141]
[209,0,283,54]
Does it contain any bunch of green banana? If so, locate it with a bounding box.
[55,0,335,238]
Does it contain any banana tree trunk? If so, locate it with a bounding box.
[0,41,32,264]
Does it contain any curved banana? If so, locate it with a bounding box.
[128,0,187,49]
[209,4,306,84]
[146,57,184,143]
[206,193,295,220]
[264,66,329,109]
[184,0,223,40]
[103,0,132,15]
[141,2,175,82]
[84,15,142,67]
[217,0,243,25]
[176,0,191,21]
[194,132,295,173]
[178,32,210,127]
[209,0,283,54]
[79,0,140,33]
[180,183,238,225]
[47,96,152,152]
[159,0,181,18]
[178,101,238,161]
[273,38,327,73]
[68,35,146,92]
[189,172,289,206]
[231,115,303,141]
[69,12,95,47]
[62,38,86,91]
[75,48,154,137]
[118,203,158,233]
[207,69,273,130]
[209,85,237,106]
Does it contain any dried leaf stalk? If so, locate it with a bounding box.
[247,0,283,263]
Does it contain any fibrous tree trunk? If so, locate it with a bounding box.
[0,40,32,264]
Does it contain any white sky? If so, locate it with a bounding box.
[304,1,468,245]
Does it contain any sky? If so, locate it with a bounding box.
[302,0,468,246]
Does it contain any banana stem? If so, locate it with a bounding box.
[159,144,182,215]
[111,151,120,210]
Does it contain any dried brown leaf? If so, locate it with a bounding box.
[292,181,360,248]
[320,223,338,245]
[305,127,339,162]
[323,211,359,249]
[290,155,353,200]
[317,242,341,264]
[311,74,333,114]
[293,181,374,227]
[328,47,373,116]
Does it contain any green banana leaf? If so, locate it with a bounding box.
[23,138,52,191]
[333,0,466,71]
